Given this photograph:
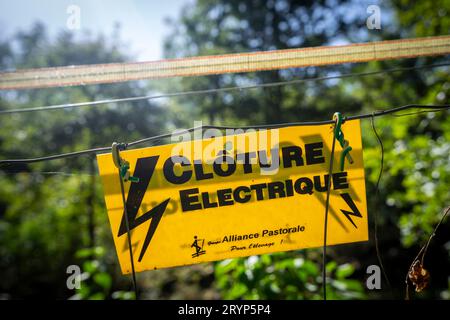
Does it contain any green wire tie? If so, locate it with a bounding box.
[333,112,354,171]
[112,142,140,183]
[119,161,140,183]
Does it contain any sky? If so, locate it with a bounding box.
[0,0,189,61]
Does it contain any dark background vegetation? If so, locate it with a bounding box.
[0,0,449,300]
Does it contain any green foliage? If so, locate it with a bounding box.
[215,253,365,299]
[0,23,169,299]
[69,247,135,300]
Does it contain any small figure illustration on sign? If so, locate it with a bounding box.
[191,236,206,258]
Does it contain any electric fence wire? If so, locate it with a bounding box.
[1,171,94,176]
[0,104,448,166]
[2,107,445,178]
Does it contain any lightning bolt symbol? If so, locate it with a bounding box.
[117,156,170,262]
[339,193,362,228]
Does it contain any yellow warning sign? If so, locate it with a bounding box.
[97,120,368,274]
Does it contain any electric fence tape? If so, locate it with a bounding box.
[1,35,449,90]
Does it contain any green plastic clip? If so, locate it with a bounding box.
[112,142,140,183]
[333,112,354,171]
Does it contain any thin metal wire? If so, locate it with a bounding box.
[322,119,337,301]
[390,109,448,117]
[0,62,449,115]
[114,146,139,300]
[370,114,392,291]
[0,104,448,166]
[1,171,94,177]
[4,106,450,179]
